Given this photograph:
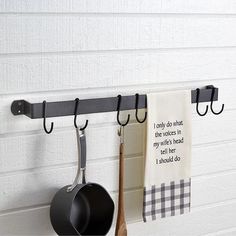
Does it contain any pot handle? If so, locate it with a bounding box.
[67,128,86,192]
[79,129,86,184]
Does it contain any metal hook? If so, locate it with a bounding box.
[74,98,88,130]
[210,87,224,115]
[196,88,209,116]
[43,100,54,134]
[135,93,147,123]
[117,95,130,126]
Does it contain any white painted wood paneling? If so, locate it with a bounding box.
[0,0,235,235]
[205,227,236,236]
[0,124,143,173]
[126,200,236,236]
[0,157,143,212]
[0,157,236,212]
[1,49,236,94]
[1,16,236,54]
[0,0,236,14]
[1,125,236,175]
[193,141,236,176]
[0,200,236,236]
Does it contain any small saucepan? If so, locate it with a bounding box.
[50,127,114,235]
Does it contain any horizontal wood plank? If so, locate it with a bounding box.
[126,200,236,236]
[0,190,139,235]
[0,197,236,235]
[0,123,236,175]
[205,227,236,236]
[1,16,236,54]
[1,109,235,146]
[0,157,143,212]
[0,153,236,212]
[1,49,236,94]
[0,123,143,173]
[192,110,236,145]
[192,141,236,176]
[1,0,236,14]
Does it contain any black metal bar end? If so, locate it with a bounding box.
[11,100,26,116]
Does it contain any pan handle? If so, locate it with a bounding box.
[79,130,87,184]
[67,128,86,192]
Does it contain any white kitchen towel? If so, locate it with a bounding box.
[143,90,192,222]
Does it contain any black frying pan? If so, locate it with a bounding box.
[50,128,114,235]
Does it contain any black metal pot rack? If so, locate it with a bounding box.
[11,85,218,119]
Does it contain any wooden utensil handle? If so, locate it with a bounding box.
[115,143,127,236]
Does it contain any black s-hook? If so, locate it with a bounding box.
[117,95,130,126]
[74,98,88,130]
[210,86,224,115]
[43,100,54,134]
[135,93,147,123]
[196,88,209,116]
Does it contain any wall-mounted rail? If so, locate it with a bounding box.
[11,85,218,119]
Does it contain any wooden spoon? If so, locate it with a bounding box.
[115,126,127,236]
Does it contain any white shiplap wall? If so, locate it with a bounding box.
[0,1,236,235]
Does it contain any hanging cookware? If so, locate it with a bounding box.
[50,127,115,235]
[115,126,127,236]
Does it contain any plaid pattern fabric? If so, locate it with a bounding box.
[143,178,191,222]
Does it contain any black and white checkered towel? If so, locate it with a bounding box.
[143,179,191,221]
[143,91,192,222]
